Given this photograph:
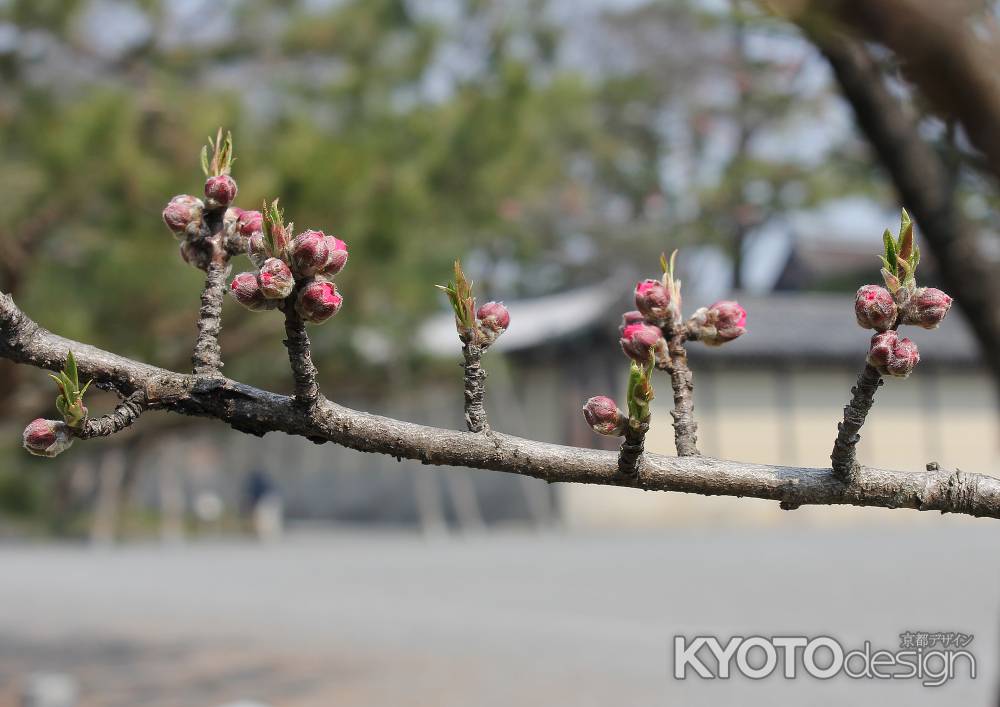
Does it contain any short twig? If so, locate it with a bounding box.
[282,301,320,408]
[665,331,700,456]
[618,421,649,476]
[77,391,147,439]
[831,363,884,481]
[462,343,488,432]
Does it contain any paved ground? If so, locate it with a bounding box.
[0,525,997,706]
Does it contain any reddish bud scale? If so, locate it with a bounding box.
[619,310,645,336]
[296,279,343,323]
[855,285,897,331]
[238,210,264,237]
[582,396,626,436]
[321,236,349,276]
[290,230,330,278]
[477,301,510,332]
[634,279,672,322]
[867,330,920,378]
[696,301,746,346]
[23,418,73,458]
[230,272,272,311]
[258,258,295,300]
[903,287,952,329]
[162,194,204,235]
[620,322,663,363]
[204,174,238,206]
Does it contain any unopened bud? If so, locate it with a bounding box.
[619,310,645,336]
[295,279,343,323]
[902,287,952,329]
[258,257,295,299]
[582,396,626,436]
[290,230,330,277]
[230,272,272,311]
[634,279,672,323]
[204,174,238,206]
[695,300,746,346]
[321,236,349,276]
[867,331,920,378]
[246,232,268,267]
[238,209,264,237]
[620,322,663,363]
[476,301,510,347]
[855,285,897,331]
[162,194,203,235]
[23,418,73,458]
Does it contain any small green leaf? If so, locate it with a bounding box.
[65,351,79,390]
[898,218,914,263]
[659,252,668,274]
[200,145,210,176]
[882,229,897,277]
[881,268,900,293]
[668,249,678,280]
[909,244,920,273]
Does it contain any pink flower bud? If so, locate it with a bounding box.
[204,174,238,206]
[696,300,746,346]
[238,210,264,237]
[634,279,672,322]
[867,331,896,370]
[258,257,295,300]
[887,336,920,378]
[903,287,952,329]
[162,194,203,235]
[290,230,330,277]
[619,310,645,336]
[295,279,343,323]
[620,322,663,363]
[321,236,349,276]
[477,301,510,332]
[855,285,897,331]
[229,272,273,311]
[582,395,626,436]
[23,418,73,458]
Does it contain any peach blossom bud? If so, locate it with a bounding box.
[295,279,343,323]
[634,279,671,322]
[238,209,264,237]
[162,194,203,235]
[855,285,897,331]
[619,310,645,336]
[246,232,268,267]
[620,322,663,364]
[477,301,510,332]
[582,396,626,436]
[887,337,920,378]
[290,230,330,277]
[23,418,73,458]
[204,174,238,206]
[229,272,272,311]
[321,236,349,276]
[903,287,952,329]
[698,300,746,346]
[258,257,295,299]
[867,331,897,371]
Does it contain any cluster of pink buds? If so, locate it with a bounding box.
[855,210,951,379]
[437,261,510,349]
[229,199,346,324]
[686,300,747,347]
[22,418,74,458]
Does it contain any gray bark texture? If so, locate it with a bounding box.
[4,292,1000,520]
[281,303,320,408]
[666,332,699,457]
[462,343,488,432]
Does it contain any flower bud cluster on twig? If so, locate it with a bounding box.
[436,260,510,349]
[21,351,90,457]
[584,249,746,470]
[229,199,347,324]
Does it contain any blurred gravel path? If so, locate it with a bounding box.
[0,526,997,706]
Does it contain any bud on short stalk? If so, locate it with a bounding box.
[290,230,330,278]
[619,310,645,336]
[582,396,626,436]
[476,301,510,347]
[230,272,274,311]
[22,418,74,458]
[634,279,674,325]
[855,285,897,331]
[259,257,295,300]
[867,330,920,378]
[296,279,343,323]
[321,236,349,276]
[620,322,663,364]
[204,174,238,206]
[902,287,952,329]
[238,210,264,238]
[690,300,746,346]
[162,195,204,236]
[246,232,268,267]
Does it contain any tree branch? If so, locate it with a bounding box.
[665,331,699,456]
[4,292,1000,520]
[617,421,648,476]
[281,301,320,408]
[191,259,230,375]
[462,342,488,432]
[830,363,883,481]
[78,391,147,439]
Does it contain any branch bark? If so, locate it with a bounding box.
[191,259,230,375]
[462,343,488,432]
[79,391,146,439]
[618,421,648,476]
[4,292,1000,519]
[281,302,320,408]
[830,363,883,481]
[665,332,699,456]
